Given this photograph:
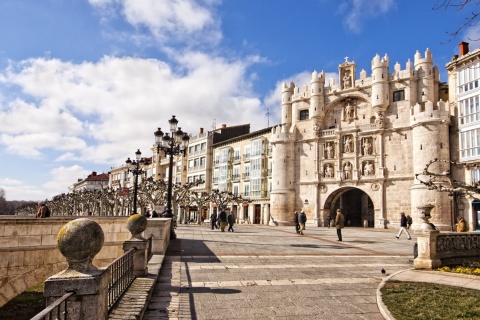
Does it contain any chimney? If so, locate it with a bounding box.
[459,42,469,56]
[222,124,227,128]
[200,128,204,134]
[92,171,97,176]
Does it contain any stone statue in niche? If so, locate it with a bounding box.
[324,164,334,178]
[343,71,351,89]
[362,137,372,155]
[325,142,334,159]
[343,135,353,153]
[343,161,352,180]
[363,161,374,176]
[344,102,354,121]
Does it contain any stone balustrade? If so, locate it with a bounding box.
[0,216,170,308]
[414,230,480,269]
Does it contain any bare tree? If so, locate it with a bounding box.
[415,158,480,198]
[433,0,480,43]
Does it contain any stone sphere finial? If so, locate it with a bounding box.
[57,218,104,274]
[127,214,148,240]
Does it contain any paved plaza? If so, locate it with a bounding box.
[144,224,415,319]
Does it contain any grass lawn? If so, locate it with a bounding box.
[0,283,45,320]
[381,280,480,320]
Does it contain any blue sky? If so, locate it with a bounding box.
[0,0,477,201]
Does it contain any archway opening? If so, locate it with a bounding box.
[327,187,374,227]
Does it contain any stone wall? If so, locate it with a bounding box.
[0,216,130,307]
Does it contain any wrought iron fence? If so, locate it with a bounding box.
[107,247,136,310]
[30,291,76,320]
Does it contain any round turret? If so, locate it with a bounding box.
[414,49,435,103]
[281,81,294,125]
[310,70,325,122]
[371,54,389,114]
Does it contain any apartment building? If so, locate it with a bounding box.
[446,41,480,231]
[212,127,272,224]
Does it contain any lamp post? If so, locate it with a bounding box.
[125,149,145,215]
[154,115,190,240]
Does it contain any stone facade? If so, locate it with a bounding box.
[270,49,452,230]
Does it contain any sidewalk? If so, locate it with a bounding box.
[141,224,480,319]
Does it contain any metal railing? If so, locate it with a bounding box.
[31,291,76,320]
[107,248,136,310]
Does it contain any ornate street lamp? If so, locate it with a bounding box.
[125,149,145,215]
[154,115,190,239]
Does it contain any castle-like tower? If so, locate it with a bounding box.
[270,49,452,230]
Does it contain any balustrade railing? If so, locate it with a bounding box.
[107,247,136,310]
[31,291,76,320]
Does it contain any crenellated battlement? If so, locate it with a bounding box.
[414,48,433,67]
[292,83,311,101]
[271,124,293,143]
[410,100,451,126]
[371,53,389,69]
[311,70,325,83]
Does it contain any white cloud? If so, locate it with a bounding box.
[0,52,265,165]
[0,165,91,201]
[89,0,222,45]
[340,0,397,33]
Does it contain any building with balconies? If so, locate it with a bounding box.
[212,127,272,224]
[446,41,480,231]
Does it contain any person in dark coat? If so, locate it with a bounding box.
[210,212,218,230]
[335,209,345,241]
[298,211,307,235]
[294,211,300,234]
[218,209,227,232]
[227,213,235,232]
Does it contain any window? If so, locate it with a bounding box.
[393,90,405,102]
[251,140,263,157]
[299,109,309,120]
[234,148,240,161]
[473,169,480,184]
[244,184,250,196]
[200,157,206,166]
[201,142,206,150]
[459,128,480,160]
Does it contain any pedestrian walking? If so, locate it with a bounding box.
[210,212,218,230]
[326,214,332,228]
[294,211,300,234]
[218,209,227,232]
[335,209,345,241]
[406,215,412,229]
[298,211,307,235]
[227,212,235,232]
[396,212,412,240]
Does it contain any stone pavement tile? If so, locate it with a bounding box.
[248,298,296,308]
[335,295,377,304]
